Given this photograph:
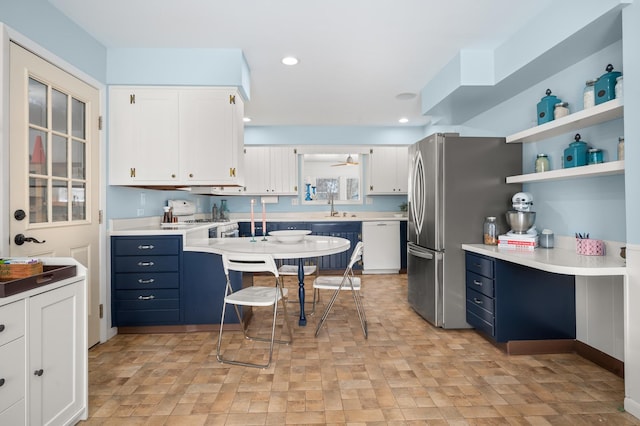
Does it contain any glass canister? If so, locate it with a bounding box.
[615,75,623,100]
[618,137,625,161]
[583,79,597,109]
[535,153,550,172]
[554,102,569,119]
[588,148,604,165]
[483,216,498,245]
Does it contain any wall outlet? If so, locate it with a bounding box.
[291,198,298,205]
[140,193,146,206]
[366,198,373,205]
[137,209,144,216]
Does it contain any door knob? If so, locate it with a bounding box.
[14,234,46,245]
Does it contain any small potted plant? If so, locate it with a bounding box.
[399,202,408,216]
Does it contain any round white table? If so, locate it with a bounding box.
[185,235,351,325]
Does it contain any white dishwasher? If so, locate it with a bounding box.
[362,221,400,274]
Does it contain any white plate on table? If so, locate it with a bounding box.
[268,230,312,244]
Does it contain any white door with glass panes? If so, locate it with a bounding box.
[369,145,409,194]
[9,43,101,347]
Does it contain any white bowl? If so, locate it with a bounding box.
[268,230,312,244]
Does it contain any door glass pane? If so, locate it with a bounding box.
[29,129,48,175]
[52,134,68,178]
[72,182,86,220]
[52,88,68,134]
[72,140,86,179]
[28,78,47,127]
[52,179,68,222]
[29,177,48,224]
[72,98,85,139]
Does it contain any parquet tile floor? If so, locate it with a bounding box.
[83,274,639,425]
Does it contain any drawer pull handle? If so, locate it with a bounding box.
[138,295,155,300]
[0,378,5,386]
[137,261,155,267]
[34,369,44,377]
[473,298,483,305]
[138,278,155,284]
[0,324,5,332]
[473,280,482,286]
[474,263,481,268]
[138,245,155,250]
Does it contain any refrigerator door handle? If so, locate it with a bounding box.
[407,243,434,260]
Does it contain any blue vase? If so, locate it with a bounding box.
[305,183,312,201]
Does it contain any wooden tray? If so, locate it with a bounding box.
[0,265,77,298]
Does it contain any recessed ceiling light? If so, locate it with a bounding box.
[282,56,299,66]
[243,117,251,123]
[399,117,409,124]
[396,92,417,100]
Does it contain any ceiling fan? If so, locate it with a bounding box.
[331,154,359,167]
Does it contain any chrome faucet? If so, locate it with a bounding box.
[329,193,338,216]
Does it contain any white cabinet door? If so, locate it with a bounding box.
[109,87,180,185]
[109,86,244,186]
[180,89,244,185]
[243,146,298,195]
[362,221,400,273]
[369,146,408,194]
[29,281,85,426]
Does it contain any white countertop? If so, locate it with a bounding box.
[462,238,626,276]
[184,235,350,259]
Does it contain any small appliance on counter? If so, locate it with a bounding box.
[537,89,562,125]
[563,133,589,168]
[498,192,538,250]
[595,64,622,105]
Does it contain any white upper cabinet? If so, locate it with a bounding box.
[243,146,298,195]
[109,86,244,186]
[368,145,408,194]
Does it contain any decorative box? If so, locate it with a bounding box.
[0,260,43,280]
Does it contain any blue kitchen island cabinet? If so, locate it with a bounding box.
[182,251,243,325]
[111,235,183,326]
[465,252,575,344]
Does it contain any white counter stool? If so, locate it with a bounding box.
[313,242,367,338]
[217,252,293,369]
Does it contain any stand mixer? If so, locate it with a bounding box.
[499,192,539,248]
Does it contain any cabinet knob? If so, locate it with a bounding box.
[0,324,4,332]
[473,280,482,286]
[0,378,4,386]
[189,173,194,178]
[473,298,483,305]
[34,369,44,377]
[171,174,176,178]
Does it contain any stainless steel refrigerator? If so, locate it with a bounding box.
[407,133,522,328]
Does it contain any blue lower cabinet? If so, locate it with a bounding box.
[182,251,242,324]
[309,221,361,270]
[400,221,407,270]
[111,235,183,327]
[465,251,575,343]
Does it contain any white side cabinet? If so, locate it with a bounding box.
[0,260,87,425]
[368,146,409,194]
[109,86,244,186]
[362,221,400,274]
[243,146,298,195]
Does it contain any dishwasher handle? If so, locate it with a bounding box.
[407,242,434,260]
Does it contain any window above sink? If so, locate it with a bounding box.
[300,152,364,205]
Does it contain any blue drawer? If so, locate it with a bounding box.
[113,255,179,273]
[467,308,494,338]
[115,289,179,310]
[114,272,180,290]
[113,237,180,256]
[115,309,180,325]
[466,287,494,316]
[465,252,494,279]
[466,271,494,298]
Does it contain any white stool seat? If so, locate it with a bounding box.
[278,264,317,276]
[313,276,361,290]
[225,286,288,307]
